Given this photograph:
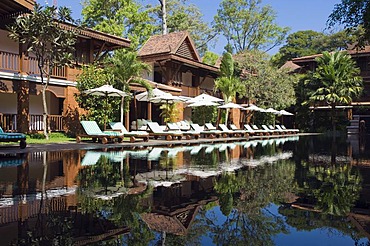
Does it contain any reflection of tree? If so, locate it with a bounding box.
[302,164,362,216]
[77,156,155,245]
[208,159,296,245]
[279,206,365,242]
[214,172,238,216]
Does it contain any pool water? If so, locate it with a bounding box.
[0,135,369,245]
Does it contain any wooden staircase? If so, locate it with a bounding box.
[347,115,360,134]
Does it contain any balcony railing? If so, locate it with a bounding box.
[0,51,68,79]
[0,114,64,132]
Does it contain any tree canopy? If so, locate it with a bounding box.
[235,50,296,109]
[82,0,155,49]
[328,0,370,42]
[272,29,363,67]
[214,0,289,53]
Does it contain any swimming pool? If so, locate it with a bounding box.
[0,135,369,245]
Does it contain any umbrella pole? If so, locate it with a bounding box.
[104,95,108,130]
[134,92,138,130]
[120,97,124,124]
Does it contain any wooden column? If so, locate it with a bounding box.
[125,111,130,130]
[17,80,29,133]
[147,102,152,120]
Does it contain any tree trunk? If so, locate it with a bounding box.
[331,104,336,136]
[40,65,50,140]
[159,0,167,35]
[225,108,229,126]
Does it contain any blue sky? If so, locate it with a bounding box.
[40,0,342,55]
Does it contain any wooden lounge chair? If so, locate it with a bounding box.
[166,123,200,140]
[229,124,249,138]
[218,124,240,137]
[146,122,183,141]
[204,123,228,137]
[244,124,266,136]
[0,127,27,149]
[190,123,221,139]
[280,125,299,134]
[109,122,149,143]
[253,125,270,135]
[76,121,124,144]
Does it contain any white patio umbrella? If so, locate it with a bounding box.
[243,104,266,112]
[187,100,220,107]
[150,94,187,122]
[186,93,224,103]
[136,88,170,102]
[218,102,246,109]
[277,109,294,116]
[265,108,280,114]
[83,84,131,129]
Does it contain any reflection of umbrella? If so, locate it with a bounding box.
[186,93,224,103]
[83,84,131,129]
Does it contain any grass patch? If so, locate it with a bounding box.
[26,132,75,144]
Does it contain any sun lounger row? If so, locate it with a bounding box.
[77,121,299,144]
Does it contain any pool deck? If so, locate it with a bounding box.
[0,133,318,155]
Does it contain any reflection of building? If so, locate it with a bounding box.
[141,177,218,235]
[0,150,130,245]
[0,0,130,133]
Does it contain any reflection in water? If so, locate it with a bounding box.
[1,135,370,245]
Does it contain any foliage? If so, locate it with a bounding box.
[328,0,370,44]
[202,51,219,66]
[272,29,363,67]
[214,0,289,53]
[304,51,363,132]
[82,0,155,49]
[148,0,216,56]
[108,49,152,92]
[191,106,218,125]
[75,65,120,128]
[8,4,77,139]
[159,103,180,123]
[235,50,297,109]
[214,52,244,124]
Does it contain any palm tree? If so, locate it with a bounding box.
[214,52,244,124]
[107,50,152,122]
[305,51,363,133]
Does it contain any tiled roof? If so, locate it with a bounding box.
[139,31,200,61]
[280,61,301,71]
[292,46,370,62]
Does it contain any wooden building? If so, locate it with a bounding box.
[0,0,130,133]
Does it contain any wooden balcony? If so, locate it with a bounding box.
[0,50,81,80]
[0,113,64,132]
[181,85,199,97]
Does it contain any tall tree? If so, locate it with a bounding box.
[328,0,370,42]
[82,0,155,49]
[235,50,296,109]
[304,51,363,134]
[8,4,77,139]
[214,0,289,53]
[148,0,216,56]
[214,52,244,124]
[272,29,362,67]
[202,51,219,66]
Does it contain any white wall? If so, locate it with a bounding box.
[0,93,17,113]
[0,30,18,53]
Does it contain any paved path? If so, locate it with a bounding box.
[0,133,317,155]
